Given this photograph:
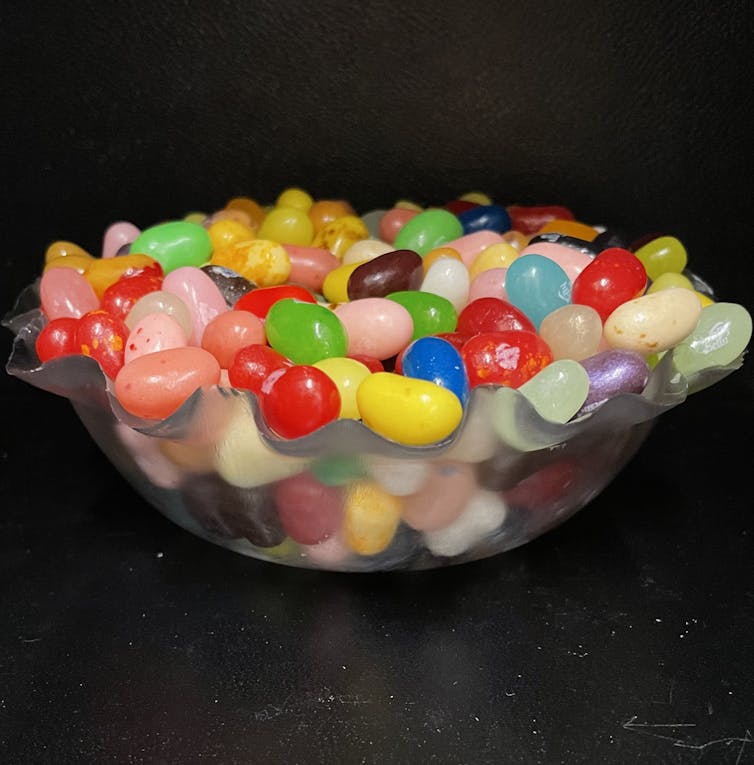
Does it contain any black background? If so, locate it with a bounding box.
[1,2,753,763]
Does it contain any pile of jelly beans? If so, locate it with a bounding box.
[35,188,732,446]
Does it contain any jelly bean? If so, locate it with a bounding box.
[501,230,530,251]
[206,218,257,253]
[394,198,423,211]
[210,238,292,287]
[365,456,430,496]
[538,218,599,241]
[130,220,212,273]
[274,472,343,545]
[44,253,93,275]
[378,207,419,244]
[459,191,492,205]
[265,299,348,364]
[184,211,208,225]
[322,261,364,303]
[603,288,702,353]
[592,228,629,251]
[577,349,650,415]
[506,204,575,236]
[457,203,512,235]
[347,249,423,300]
[634,235,688,280]
[76,309,130,378]
[257,205,314,246]
[392,208,464,256]
[85,253,161,298]
[341,238,395,265]
[162,266,228,345]
[44,240,93,264]
[234,283,317,319]
[308,199,356,234]
[312,357,372,418]
[467,267,509,303]
[462,330,553,388]
[422,246,463,275]
[200,310,266,368]
[434,331,469,353]
[40,266,99,319]
[260,364,341,438]
[334,297,414,359]
[201,264,256,306]
[158,438,216,474]
[102,221,141,259]
[203,208,254,229]
[356,372,463,445]
[423,489,507,557]
[502,458,582,511]
[228,344,292,393]
[276,186,314,212]
[114,346,221,420]
[672,302,753,379]
[402,461,476,531]
[646,271,695,293]
[100,272,163,322]
[444,230,505,269]
[504,253,572,329]
[124,289,193,338]
[571,247,648,322]
[420,256,469,313]
[443,199,478,215]
[457,296,536,335]
[284,244,340,292]
[468,242,519,279]
[386,290,457,340]
[401,336,470,405]
[311,214,369,258]
[310,454,368,485]
[518,359,590,423]
[348,353,384,373]
[518,237,593,283]
[225,196,267,229]
[538,304,603,361]
[35,317,80,362]
[343,480,402,555]
[124,312,188,364]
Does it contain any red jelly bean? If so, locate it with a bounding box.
[76,309,130,378]
[260,364,341,438]
[461,330,553,388]
[348,353,384,373]
[227,344,292,394]
[457,296,536,336]
[100,273,163,321]
[442,199,479,215]
[506,204,575,235]
[35,317,80,362]
[434,331,469,353]
[234,284,317,319]
[571,247,648,322]
[274,471,344,544]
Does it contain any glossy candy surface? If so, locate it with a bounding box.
[265,300,348,364]
[130,221,212,273]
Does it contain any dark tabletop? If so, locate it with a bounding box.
[1,2,753,763]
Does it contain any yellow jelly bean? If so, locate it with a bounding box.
[210,239,291,287]
[695,290,715,307]
[394,199,423,211]
[257,206,314,246]
[313,357,372,419]
[356,372,464,446]
[343,480,402,556]
[459,191,492,205]
[85,253,161,298]
[321,260,366,303]
[422,246,463,275]
[43,253,94,275]
[276,186,314,212]
[468,242,519,279]
[634,235,687,280]
[44,240,93,264]
[207,219,257,254]
[538,219,600,241]
[311,214,369,258]
[647,271,694,293]
[225,196,267,229]
[183,211,207,224]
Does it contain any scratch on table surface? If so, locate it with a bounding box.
[253,689,372,721]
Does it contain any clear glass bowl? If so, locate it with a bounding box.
[4,278,747,572]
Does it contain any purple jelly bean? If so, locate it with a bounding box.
[577,349,650,415]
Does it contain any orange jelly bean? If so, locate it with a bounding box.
[308,199,356,234]
[44,240,93,264]
[224,196,267,229]
[85,254,162,298]
[538,218,600,241]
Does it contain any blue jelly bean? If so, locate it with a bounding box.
[457,204,512,235]
[505,253,572,329]
[401,336,470,405]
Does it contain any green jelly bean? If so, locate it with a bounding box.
[634,235,687,281]
[311,455,367,486]
[266,299,348,364]
[386,290,458,340]
[518,359,590,423]
[130,221,212,274]
[392,208,464,256]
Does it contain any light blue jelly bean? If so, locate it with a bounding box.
[402,336,470,405]
[457,204,512,235]
[504,253,571,329]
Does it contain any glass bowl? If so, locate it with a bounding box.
[4,277,749,572]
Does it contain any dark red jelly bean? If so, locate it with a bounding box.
[346,249,423,300]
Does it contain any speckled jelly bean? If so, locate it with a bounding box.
[504,253,572,329]
[357,372,463,445]
[308,199,356,234]
[311,214,369,258]
[334,298,414,360]
[392,208,464,256]
[40,266,99,319]
[124,289,193,338]
[343,480,402,556]
[457,203,511,235]
[313,356,372,419]
[577,349,650,415]
[124,312,188,364]
[386,290,458,340]
[206,218,257,254]
[634,235,687,281]
[604,288,702,353]
[347,249,423,300]
[265,299,348,364]
[274,472,343,545]
[162,266,228,345]
[401,335,470,405]
[462,330,553,388]
[402,461,476,531]
[457,296,536,335]
[130,221,212,273]
[76,309,129,378]
[420,256,470,313]
[210,238,291,287]
[102,221,141,259]
[200,310,266,368]
[538,304,604,361]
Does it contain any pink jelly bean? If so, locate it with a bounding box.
[468,267,509,303]
[334,297,414,360]
[274,471,344,545]
[102,221,141,259]
[124,312,188,364]
[444,231,504,268]
[402,461,477,531]
[284,244,340,293]
[40,267,100,319]
[379,208,419,244]
[518,240,593,282]
[201,309,266,368]
[162,266,228,345]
